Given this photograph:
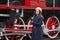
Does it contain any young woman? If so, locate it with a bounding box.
[31,7,43,40]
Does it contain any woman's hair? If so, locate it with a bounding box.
[35,7,43,17]
[35,7,42,13]
[38,10,42,16]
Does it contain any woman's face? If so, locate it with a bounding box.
[36,10,39,15]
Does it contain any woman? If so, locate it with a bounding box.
[31,7,43,40]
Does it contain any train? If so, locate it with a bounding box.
[0,0,60,40]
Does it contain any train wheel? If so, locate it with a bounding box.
[28,20,33,39]
[46,16,59,38]
[5,17,25,40]
[28,20,33,30]
[22,34,31,40]
[14,17,25,30]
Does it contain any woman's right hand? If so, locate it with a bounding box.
[31,17,34,20]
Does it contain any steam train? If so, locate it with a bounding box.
[0,0,60,40]
[0,8,60,40]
